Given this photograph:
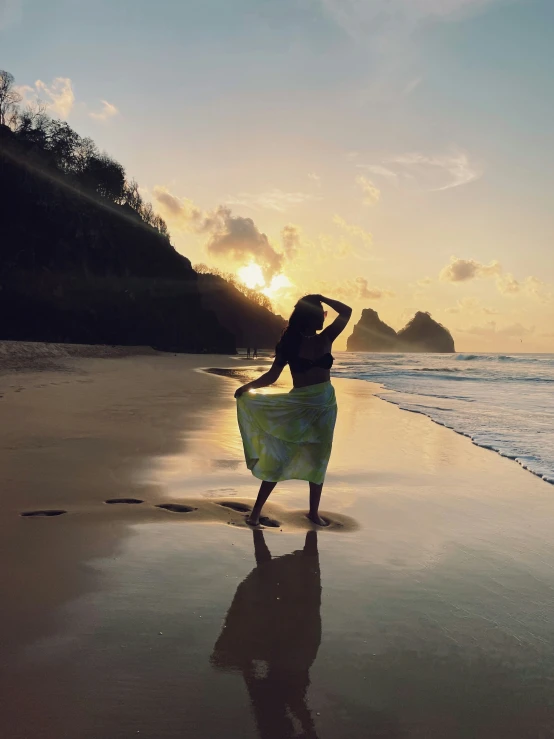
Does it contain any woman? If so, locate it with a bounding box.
[235,294,352,527]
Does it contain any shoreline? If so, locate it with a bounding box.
[376,389,554,486]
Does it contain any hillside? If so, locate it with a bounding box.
[347,309,455,353]
[0,69,284,354]
[197,273,286,349]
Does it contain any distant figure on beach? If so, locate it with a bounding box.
[235,294,352,526]
[253,347,258,359]
[247,346,251,359]
[211,530,321,739]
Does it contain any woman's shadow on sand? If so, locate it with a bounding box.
[211,530,322,739]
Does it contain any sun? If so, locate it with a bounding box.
[237,263,265,289]
[237,262,293,301]
[263,274,292,297]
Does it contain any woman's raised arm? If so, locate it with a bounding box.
[319,295,352,342]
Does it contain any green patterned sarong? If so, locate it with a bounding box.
[237,381,337,484]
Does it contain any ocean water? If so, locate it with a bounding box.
[334,353,554,485]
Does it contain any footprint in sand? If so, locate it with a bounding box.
[156,503,197,513]
[306,515,333,528]
[258,516,280,528]
[218,502,251,513]
[21,510,67,517]
[105,498,144,505]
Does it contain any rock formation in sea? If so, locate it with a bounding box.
[397,311,455,353]
[347,309,455,353]
[346,309,398,352]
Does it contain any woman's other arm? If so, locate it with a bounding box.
[234,357,285,398]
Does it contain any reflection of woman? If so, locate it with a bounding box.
[235,295,352,526]
[211,531,321,739]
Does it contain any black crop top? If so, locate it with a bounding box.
[288,353,334,373]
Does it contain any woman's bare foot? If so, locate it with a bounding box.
[307,512,328,527]
[245,514,260,527]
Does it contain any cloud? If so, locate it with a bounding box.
[18,77,75,118]
[460,321,534,338]
[356,175,381,206]
[392,152,480,191]
[445,297,499,315]
[153,187,203,230]
[495,273,520,295]
[153,186,284,281]
[440,257,502,282]
[318,0,503,40]
[358,152,480,191]
[205,209,283,281]
[440,257,552,301]
[417,276,433,286]
[315,235,354,262]
[89,100,119,122]
[333,215,373,246]
[226,188,317,213]
[354,277,395,300]
[308,172,321,186]
[497,274,553,302]
[481,306,501,315]
[524,276,546,297]
[357,164,399,182]
[281,224,302,260]
[318,277,394,302]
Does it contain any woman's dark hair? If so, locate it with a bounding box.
[276,295,324,363]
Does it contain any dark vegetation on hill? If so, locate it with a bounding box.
[347,309,455,353]
[195,265,286,349]
[0,69,283,353]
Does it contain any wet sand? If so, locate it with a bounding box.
[2,343,554,738]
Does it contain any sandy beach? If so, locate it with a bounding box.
[2,343,554,738]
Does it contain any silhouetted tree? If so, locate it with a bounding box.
[1,69,169,237]
[194,263,273,311]
[0,69,21,126]
[72,135,97,174]
[123,179,143,211]
[79,154,126,201]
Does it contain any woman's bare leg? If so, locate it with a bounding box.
[246,481,277,526]
[308,482,327,526]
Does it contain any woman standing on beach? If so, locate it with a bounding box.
[234,294,352,526]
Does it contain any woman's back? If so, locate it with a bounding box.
[289,333,333,388]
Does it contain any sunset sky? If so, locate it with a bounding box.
[3,0,553,351]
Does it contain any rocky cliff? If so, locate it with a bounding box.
[347,309,455,353]
[397,311,455,353]
[346,309,398,352]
